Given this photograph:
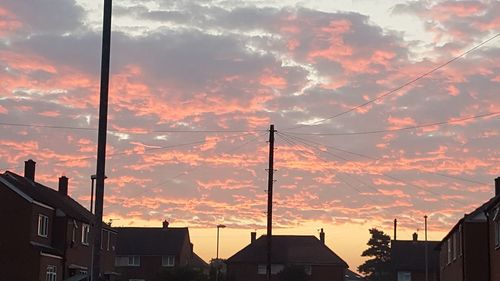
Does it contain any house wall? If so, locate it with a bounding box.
[65,220,93,276]
[31,203,55,245]
[489,208,500,281]
[0,185,40,281]
[463,222,488,281]
[226,263,347,281]
[116,255,175,281]
[39,255,63,281]
[439,246,463,281]
[311,265,345,281]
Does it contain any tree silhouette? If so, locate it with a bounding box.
[358,228,391,281]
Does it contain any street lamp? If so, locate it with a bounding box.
[216,224,226,281]
[216,224,226,259]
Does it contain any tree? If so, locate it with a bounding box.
[358,228,391,281]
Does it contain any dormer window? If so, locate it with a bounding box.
[38,214,49,237]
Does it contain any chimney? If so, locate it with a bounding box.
[412,232,418,241]
[495,177,500,197]
[58,176,68,196]
[162,220,169,229]
[319,228,325,244]
[24,159,36,181]
[394,219,397,241]
[251,232,256,243]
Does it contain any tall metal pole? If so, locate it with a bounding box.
[92,0,112,280]
[424,215,428,281]
[216,226,220,259]
[266,124,276,281]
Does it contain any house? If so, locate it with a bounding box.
[391,233,440,281]
[225,229,348,281]
[485,177,500,281]
[0,159,117,281]
[114,222,207,281]
[436,177,500,281]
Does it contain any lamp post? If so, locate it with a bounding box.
[216,224,226,281]
[90,174,97,213]
[424,215,428,281]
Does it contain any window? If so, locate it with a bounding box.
[82,224,90,245]
[38,214,49,237]
[453,232,457,260]
[257,265,266,275]
[72,221,78,243]
[447,238,452,264]
[115,256,140,267]
[46,265,57,281]
[256,264,284,275]
[397,271,411,281]
[304,265,312,276]
[129,279,145,281]
[458,224,463,256]
[162,256,175,267]
[107,231,111,251]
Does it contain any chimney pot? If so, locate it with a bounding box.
[58,176,68,196]
[495,177,500,197]
[412,232,418,241]
[162,220,169,229]
[24,159,36,181]
[319,228,325,244]
[251,232,256,243]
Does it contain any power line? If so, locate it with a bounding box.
[279,132,472,205]
[287,33,500,130]
[280,131,491,187]
[282,111,500,136]
[0,122,265,134]
[127,131,269,198]
[0,132,255,172]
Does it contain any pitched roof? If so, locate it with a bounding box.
[0,171,94,223]
[190,252,209,268]
[115,227,189,255]
[345,269,365,280]
[436,194,499,249]
[391,240,440,272]
[226,235,348,267]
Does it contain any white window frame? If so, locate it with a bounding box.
[38,214,49,237]
[257,265,266,275]
[82,223,90,245]
[162,256,175,267]
[115,256,140,267]
[46,265,57,281]
[256,264,284,275]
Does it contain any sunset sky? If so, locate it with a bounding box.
[0,0,499,272]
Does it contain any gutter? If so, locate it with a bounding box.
[485,210,491,281]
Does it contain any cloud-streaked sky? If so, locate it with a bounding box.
[1,0,499,271]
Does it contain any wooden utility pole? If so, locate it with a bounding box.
[266,124,276,281]
[92,0,112,280]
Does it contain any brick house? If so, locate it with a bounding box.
[0,159,117,281]
[225,230,348,281]
[391,233,440,281]
[436,178,500,281]
[485,177,500,281]
[114,222,207,281]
